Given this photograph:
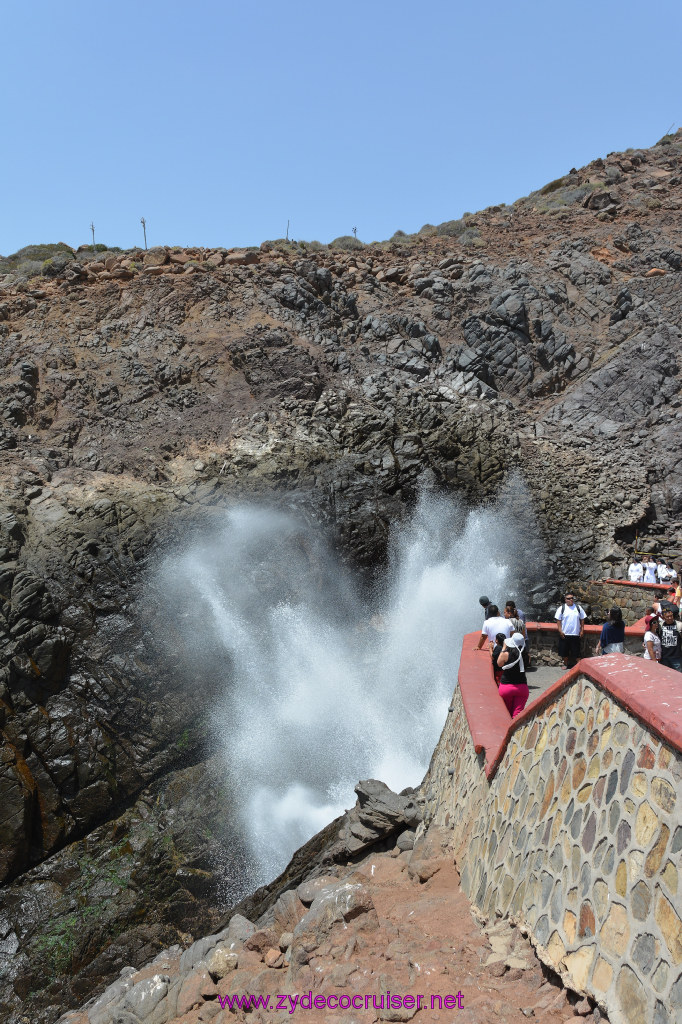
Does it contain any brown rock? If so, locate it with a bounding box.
[578,902,595,938]
[235,949,264,972]
[573,996,592,1015]
[651,777,676,813]
[143,247,169,267]
[224,251,260,267]
[645,824,670,877]
[176,968,217,1016]
[407,833,443,883]
[561,946,594,990]
[655,890,682,963]
[273,889,307,933]
[592,956,613,992]
[243,927,279,956]
[296,875,339,905]
[378,973,418,1021]
[205,946,238,981]
[264,947,284,968]
[599,904,630,956]
[615,965,649,1023]
[635,801,658,846]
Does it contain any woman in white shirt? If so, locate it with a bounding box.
[643,559,658,584]
[643,614,661,661]
[628,559,643,583]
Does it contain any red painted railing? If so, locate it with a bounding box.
[458,624,682,780]
[589,577,670,590]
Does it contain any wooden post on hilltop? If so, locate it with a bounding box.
[90,222,96,252]
[141,217,147,250]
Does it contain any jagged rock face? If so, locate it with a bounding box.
[0,132,681,1023]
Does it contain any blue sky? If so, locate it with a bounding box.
[3,0,680,254]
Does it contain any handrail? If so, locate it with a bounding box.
[587,578,670,589]
[457,624,682,781]
[525,619,646,636]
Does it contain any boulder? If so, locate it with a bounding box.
[143,248,169,267]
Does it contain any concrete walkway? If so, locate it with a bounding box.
[526,664,567,702]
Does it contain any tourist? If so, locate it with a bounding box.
[668,563,678,582]
[496,633,529,718]
[595,606,625,654]
[657,559,670,583]
[554,594,586,668]
[506,600,530,669]
[492,632,507,685]
[643,614,661,661]
[505,599,527,623]
[652,593,680,620]
[475,604,513,650]
[504,602,526,637]
[658,607,682,671]
[628,556,644,583]
[643,556,658,584]
[479,596,495,620]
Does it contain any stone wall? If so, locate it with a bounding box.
[525,622,643,666]
[580,580,668,624]
[421,647,682,1024]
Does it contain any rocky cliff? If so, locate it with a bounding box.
[1,130,681,1023]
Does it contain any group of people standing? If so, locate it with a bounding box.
[475,582,682,724]
[475,596,530,719]
[628,555,679,586]
[643,595,682,670]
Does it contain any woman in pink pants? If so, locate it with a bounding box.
[496,632,529,719]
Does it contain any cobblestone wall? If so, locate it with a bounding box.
[581,580,667,624]
[421,677,682,1024]
[525,627,642,666]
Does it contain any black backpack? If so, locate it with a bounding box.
[560,601,585,617]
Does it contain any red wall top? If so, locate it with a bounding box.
[591,578,670,590]
[458,626,682,780]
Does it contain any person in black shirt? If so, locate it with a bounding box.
[659,607,682,671]
[492,632,507,685]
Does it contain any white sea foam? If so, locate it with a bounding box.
[152,488,539,894]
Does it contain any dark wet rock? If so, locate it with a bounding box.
[0,755,246,1024]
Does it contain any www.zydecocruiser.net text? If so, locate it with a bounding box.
[216,990,465,1013]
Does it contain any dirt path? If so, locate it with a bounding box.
[61,843,596,1024]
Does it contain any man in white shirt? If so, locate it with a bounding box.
[475,604,513,651]
[628,557,643,583]
[555,594,586,668]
